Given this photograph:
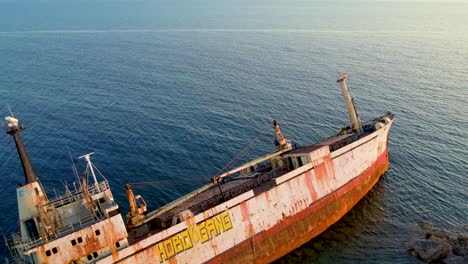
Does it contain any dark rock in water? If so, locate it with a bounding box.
[450,235,468,256]
[407,223,468,263]
[452,247,465,257]
[431,228,449,239]
[442,255,467,264]
[418,222,434,231]
[457,235,468,246]
[409,238,452,262]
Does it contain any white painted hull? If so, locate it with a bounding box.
[98,120,393,264]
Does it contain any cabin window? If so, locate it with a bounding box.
[87,255,92,260]
[95,229,101,236]
[52,247,58,254]
[71,239,77,246]
[99,198,106,204]
[77,237,83,243]
[115,241,120,248]
[108,208,120,217]
[93,252,98,258]
[297,157,303,167]
[46,250,51,257]
[24,219,39,240]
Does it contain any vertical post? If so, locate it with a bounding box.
[273,120,292,151]
[337,74,363,134]
[79,153,100,192]
[86,156,100,192]
[126,184,138,221]
[5,116,37,184]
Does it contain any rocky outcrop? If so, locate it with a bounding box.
[407,223,468,263]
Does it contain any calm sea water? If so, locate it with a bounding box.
[0,0,467,262]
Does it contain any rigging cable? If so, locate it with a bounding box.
[215,122,271,177]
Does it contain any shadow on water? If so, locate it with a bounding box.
[275,173,389,263]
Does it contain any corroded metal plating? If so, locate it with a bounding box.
[97,119,393,264]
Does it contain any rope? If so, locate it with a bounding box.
[129,122,272,187]
[215,123,271,177]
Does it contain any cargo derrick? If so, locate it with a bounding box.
[273,120,292,151]
[337,74,364,134]
[125,184,148,228]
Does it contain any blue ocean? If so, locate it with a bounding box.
[0,0,466,262]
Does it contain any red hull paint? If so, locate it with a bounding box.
[208,148,390,263]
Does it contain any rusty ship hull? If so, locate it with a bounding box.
[4,75,394,264]
[96,117,393,264]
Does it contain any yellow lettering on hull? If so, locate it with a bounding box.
[155,210,233,263]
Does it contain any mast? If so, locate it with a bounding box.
[79,152,100,192]
[337,74,363,134]
[5,116,49,242]
[5,116,37,184]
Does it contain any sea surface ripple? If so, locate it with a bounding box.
[0,1,467,263]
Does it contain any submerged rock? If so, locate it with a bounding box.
[442,255,468,264]
[430,228,449,239]
[409,238,452,261]
[450,235,468,256]
[407,223,468,263]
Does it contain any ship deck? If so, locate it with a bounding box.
[150,165,290,229]
[128,113,393,242]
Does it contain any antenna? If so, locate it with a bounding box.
[7,104,14,118]
[61,179,71,194]
[67,145,82,189]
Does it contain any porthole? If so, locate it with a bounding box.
[77,237,83,243]
[71,239,77,246]
[95,229,101,236]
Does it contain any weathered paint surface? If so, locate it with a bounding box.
[32,215,128,263]
[209,148,389,263]
[98,120,392,264]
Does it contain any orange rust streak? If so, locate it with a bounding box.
[314,162,327,183]
[324,155,336,179]
[240,202,254,237]
[304,171,318,201]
